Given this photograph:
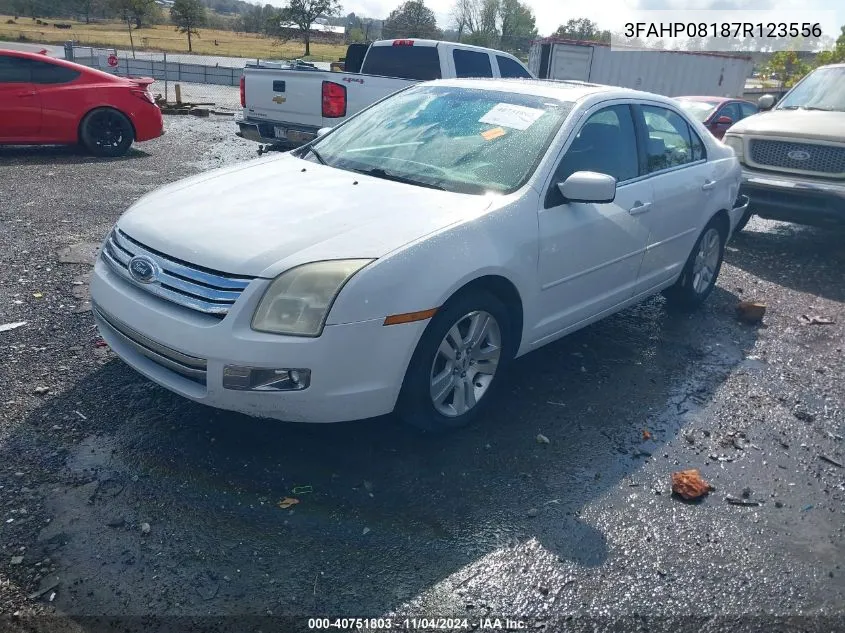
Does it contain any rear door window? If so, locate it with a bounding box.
[360,45,441,81]
[453,49,493,78]
[28,60,80,84]
[640,105,699,172]
[496,55,532,78]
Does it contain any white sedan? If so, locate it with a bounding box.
[90,78,747,431]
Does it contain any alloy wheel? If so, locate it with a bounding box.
[429,310,502,417]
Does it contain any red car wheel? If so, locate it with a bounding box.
[80,108,135,157]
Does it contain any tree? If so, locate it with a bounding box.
[170,0,205,52]
[764,50,811,88]
[110,0,157,29]
[449,0,533,52]
[497,0,534,53]
[274,0,342,57]
[75,0,96,24]
[382,0,440,40]
[554,17,610,43]
[816,25,845,65]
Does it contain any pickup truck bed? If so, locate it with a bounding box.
[237,39,534,147]
[238,68,415,146]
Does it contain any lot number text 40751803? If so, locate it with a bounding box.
[307,617,528,630]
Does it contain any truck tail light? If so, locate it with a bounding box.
[240,75,245,107]
[321,81,346,118]
[392,39,414,46]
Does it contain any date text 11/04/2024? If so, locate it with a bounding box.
[307,617,528,630]
[624,21,822,39]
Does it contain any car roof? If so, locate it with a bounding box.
[371,39,516,55]
[676,95,755,105]
[427,77,672,104]
[676,96,728,103]
[0,48,132,83]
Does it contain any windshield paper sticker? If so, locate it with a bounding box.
[481,127,507,140]
[479,103,545,130]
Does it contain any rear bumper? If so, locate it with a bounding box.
[740,169,845,227]
[131,103,165,142]
[728,194,750,235]
[236,119,318,146]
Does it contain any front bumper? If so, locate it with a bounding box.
[236,119,319,147]
[89,257,426,423]
[739,168,845,227]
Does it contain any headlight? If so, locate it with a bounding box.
[251,259,373,336]
[724,135,744,161]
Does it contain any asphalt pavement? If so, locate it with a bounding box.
[0,117,843,632]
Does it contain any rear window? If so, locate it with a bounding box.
[496,55,531,78]
[360,44,441,81]
[29,60,80,84]
[453,49,492,78]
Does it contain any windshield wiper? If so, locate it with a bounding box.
[303,145,327,165]
[350,167,446,191]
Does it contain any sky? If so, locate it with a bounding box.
[333,0,845,40]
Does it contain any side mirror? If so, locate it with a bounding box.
[757,94,775,111]
[317,126,333,137]
[715,115,733,125]
[558,171,617,204]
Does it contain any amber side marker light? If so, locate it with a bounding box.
[383,308,438,326]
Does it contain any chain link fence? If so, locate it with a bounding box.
[67,44,257,110]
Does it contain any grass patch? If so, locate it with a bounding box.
[0,15,347,61]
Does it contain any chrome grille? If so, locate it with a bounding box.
[749,139,845,175]
[101,229,253,317]
[93,304,207,385]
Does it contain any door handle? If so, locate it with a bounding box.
[701,180,717,191]
[629,201,652,215]
[16,91,36,97]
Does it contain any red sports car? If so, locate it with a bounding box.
[674,96,759,140]
[0,49,164,156]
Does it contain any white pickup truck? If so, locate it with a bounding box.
[236,38,534,147]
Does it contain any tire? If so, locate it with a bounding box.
[80,108,135,157]
[396,289,515,432]
[663,217,727,310]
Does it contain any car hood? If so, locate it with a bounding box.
[117,154,493,277]
[729,109,845,142]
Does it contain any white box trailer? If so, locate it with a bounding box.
[529,38,753,98]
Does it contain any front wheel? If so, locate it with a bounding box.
[396,289,515,432]
[663,218,727,310]
[80,108,134,157]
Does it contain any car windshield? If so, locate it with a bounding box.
[776,66,845,112]
[676,99,718,122]
[308,85,573,195]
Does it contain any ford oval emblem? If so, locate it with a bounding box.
[787,149,811,161]
[128,256,158,284]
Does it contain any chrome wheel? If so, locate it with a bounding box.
[429,310,502,417]
[691,228,721,295]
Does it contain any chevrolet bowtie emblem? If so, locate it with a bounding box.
[272,95,287,104]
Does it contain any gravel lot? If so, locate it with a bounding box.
[1,116,844,632]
